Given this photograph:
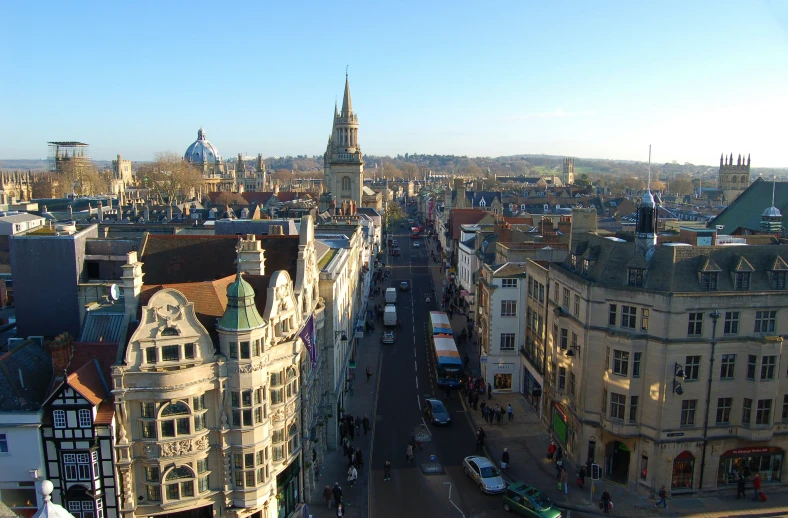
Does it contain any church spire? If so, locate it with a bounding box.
[341,70,353,116]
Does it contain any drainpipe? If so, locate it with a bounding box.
[698,310,721,491]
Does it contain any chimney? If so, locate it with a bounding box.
[269,224,284,236]
[144,204,150,221]
[97,201,103,222]
[167,203,173,220]
[237,234,266,275]
[121,251,144,321]
[48,333,74,380]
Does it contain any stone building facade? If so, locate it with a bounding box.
[719,153,751,203]
[323,75,364,210]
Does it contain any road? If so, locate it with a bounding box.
[369,208,512,518]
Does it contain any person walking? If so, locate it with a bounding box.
[336,503,344,518]
[332,483,343,507]
[547,441,556,460]
[736,474,747,499]
[601,489,611,514]
[406,443,414,463]
[752,472,762,501]
[355,448,363,469]
[362,415,370,435]
[555,459,564,480]
[507,404,514,421]
[560,467,569,495]
[322,485,333,509]
[655,485,668,508]
[366,366,373,383]
[556,446,564,462]
[384,460,391,481]
[501,448,510,470]
[488,383,493,399]
[347,465,357,487]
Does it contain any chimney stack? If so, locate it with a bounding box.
[237,234,266,275]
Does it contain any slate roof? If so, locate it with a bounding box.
[493,263,528,277]
[561,233,788,293]
[140,234,299,284]
[710,178,788,234]
[0,339,53,411]
[80,311,125,342]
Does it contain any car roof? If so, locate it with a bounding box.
[465,456,494,468]
[425,398,444,405]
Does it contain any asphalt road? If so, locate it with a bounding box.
[369,210,512,518]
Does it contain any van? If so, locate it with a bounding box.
[385,288,397,304]
[384,305,397,327]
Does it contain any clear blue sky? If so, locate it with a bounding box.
[1,1,787,166]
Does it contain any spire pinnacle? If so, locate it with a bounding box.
[647,144,652,191]
[773,173,777,208]
[341,70,353,116]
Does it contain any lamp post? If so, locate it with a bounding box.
[698,310,721,491]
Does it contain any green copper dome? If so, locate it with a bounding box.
[218,274,265,331]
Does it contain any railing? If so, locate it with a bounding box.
[334,153,362,163]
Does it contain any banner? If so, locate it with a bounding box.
[299,316,316,369]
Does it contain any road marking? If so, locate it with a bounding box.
[414,360,418,372]
[413,348,416,357]
[417,394,421,410]
[421,416,433,436]
[415,376,418,389]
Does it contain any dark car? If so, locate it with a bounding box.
[424,398,451,425]
[400,281,409,291]
[503,482,563,517]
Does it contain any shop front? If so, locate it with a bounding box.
[276,460,301,518]
[492,361,515,392]
[717,446,784,485]
[551,402,568,447]
[671,450,695,491]
[521,363,543,413]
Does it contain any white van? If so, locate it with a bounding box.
[385,288,397,305]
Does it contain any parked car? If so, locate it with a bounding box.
[424,398,451,425]
[463,456,506,494]
[382,330,395,344]
[502,482,563,517]
[400,281,409,291]
[413,241,420,248]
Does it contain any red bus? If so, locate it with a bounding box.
[411,227,420,239]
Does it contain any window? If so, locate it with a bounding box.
[161,345,179,362]
[0,433,7,453]
[761,355,776,380]
[499,333,515,351]
[602,389,608,414]
[605,347,610,371]
[141,421,155,438]
[53,409,66,428]
[633,352,642,377]
[165,466,195,500]
[701,272,718,291]
[613,350,629,376]
[228,341,237,359]
[558,367,566,390]
[720,354,736,379]
[146,348,156,363]
[562,288,570,308]
[146,486,161,501]
[687,313,703,336]
[571,332,578,353]
[628,268,644,287]
[573,294,580,317]
[742,398,752,425]
[582,259,590,275]
[621,306,636,329]
[184,343,195,360]
[771,271,787,290]
[500,300,516,317]
[75,408,92,428]
[553,282,560,300]
[756,399,772,425]
[341,176,351,191]
[629,396,638,423]
[570,372,576,398]
[501,278,517,288]
[141,402,156,418]
[610,393,626,420]
[724,312,739,335]
[240,341,250,359]
[640,454,648,480]
[232,389,264,428]
[67,500,99,518]
[145,466,160,482]
[559,328,568,350]
[734,272,750,290]
[755,311,777,333]
[685,355,701,380]
[160,402,190,438]
[608,304,617,326]
[63,452,94,481]
[641,308,649,331]
[681,400,697,426]
[716,397,732,424]
[783,395,788,421]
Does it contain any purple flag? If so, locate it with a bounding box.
[299,315,316,369]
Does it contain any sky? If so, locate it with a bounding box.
[1,1,787,167]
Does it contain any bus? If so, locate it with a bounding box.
[432,336,463,387]
[411,227,420,239]
[429,311,453,337]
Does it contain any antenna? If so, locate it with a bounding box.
[647,145,652,191]
[773,173,777,208]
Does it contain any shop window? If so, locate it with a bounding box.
[640,454,648,480]
[717,447,784,485]
[671,451,695,490]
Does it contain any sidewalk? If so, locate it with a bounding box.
[424,238,788,518]
[307,284,386,518]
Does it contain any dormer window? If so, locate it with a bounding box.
[570,255,577,270]
[701,272,718,291]
[734,272,750,290]
[582,259,590,275]
[771,271,787,290]
[628,268,645,287]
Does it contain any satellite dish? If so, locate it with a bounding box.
[109,284,120,301]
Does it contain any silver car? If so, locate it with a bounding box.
[463,455,506,494]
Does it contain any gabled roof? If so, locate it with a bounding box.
[698,256,722,272]
[64,359,109,407]
[732,255,755,272]
[770,255,788,271]
[448,209,487,240]
[0,339,53,411]
[711,178,788,234]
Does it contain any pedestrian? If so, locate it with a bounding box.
[601,489,611,514]
[362,415,370,435]
[560,467,568,495]
[355,416,362,435]
[332,482,343,507]
[501,448,510,470]
[384,460,391,481]
[737,474,747,499]
[472,391,479,410]
[655,484,667,508]
[355,448,363,469]
[477,427,486,446]
[480,401,487,418]
[507,404,514,421]
[577,466,587,488]
[347,465,357,487]
[496,406,503,424]
[366,366,373,383]
[323,485,332,508]
[547,441,556,460]
[556,446,564,462]
[753,472,762,501]
[406,443,414,463]
[488,383,493,400]
[336,503,344,518]
[556,459,564,479]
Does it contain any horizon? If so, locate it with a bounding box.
[1,1,787,167]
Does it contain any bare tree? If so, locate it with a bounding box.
[213,191,247,206]
[138,152,204,203]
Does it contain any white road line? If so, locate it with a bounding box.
[415,376,419,390]
[421,416,433,436]
[414,360,418,372]
[417,394,421,410]
[413,348,416,357]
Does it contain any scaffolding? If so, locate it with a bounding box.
[48,141,90,175]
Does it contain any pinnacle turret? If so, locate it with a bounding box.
[341,73,353,116]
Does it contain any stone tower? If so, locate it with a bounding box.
[562,157,575,185]
[719,153,751,203]
[324,74,364,212]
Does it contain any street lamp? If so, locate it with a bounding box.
[698,310,721,490]
[672,362,685,395]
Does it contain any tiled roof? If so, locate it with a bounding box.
[80,312,125,342]
[95,400,115,425]
[0,339,53,411]
[448,209,487,240]
[65,359,109,406]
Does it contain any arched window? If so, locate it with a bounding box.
[286,367,299,400]
[342,176,351,191]
[159,402,192,438]
[164,466,196,501]
[741,175,747,185]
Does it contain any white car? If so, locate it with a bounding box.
[463,456,506,494]
[413,241,420,248]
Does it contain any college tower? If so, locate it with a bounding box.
[323,74,364,211]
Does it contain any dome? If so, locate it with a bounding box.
[218,273,265,331]
[184,127,222,164]
[226,274,255,300]
[641,190,655,207]
[762,205,782,218]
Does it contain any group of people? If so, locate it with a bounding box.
[736,472,766,502]
[339,413,370,445]
[322,482,345,516]
[479,401,514,425]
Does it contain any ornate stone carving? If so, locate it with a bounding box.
[144,444,158,459]
[272,409,285,422]
[160,436,210,457]
[227,362,265,374]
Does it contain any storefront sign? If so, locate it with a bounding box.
[492,362,514,372]
[723,446,783,456]
[667,432,684,437]
[552,405,568,444]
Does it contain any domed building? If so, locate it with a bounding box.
[185,127,239,192]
